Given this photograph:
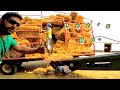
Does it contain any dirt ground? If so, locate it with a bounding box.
[0,60,120,79]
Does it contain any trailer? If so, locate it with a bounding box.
[0,11,96,75]
[1,49,119,75]
[49,52,120,71]
[1,51,120,75]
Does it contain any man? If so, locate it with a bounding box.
[0,12,45,61]
[46,23,52,55]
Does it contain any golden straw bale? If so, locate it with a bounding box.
[49,15,56,19]
[53,18,63,26]
[55,28,70,41]
[20,16,31,24]
[63,15,72,22]
[52,26,62,34]
[70,11,78,21]
[56,14,63,19]
[74,15,84,23]
[81,22,92,32]
[25,19,41,25]
[42,18,54,25]
[17,25,41,30]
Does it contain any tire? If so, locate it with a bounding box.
[1,62,17,75]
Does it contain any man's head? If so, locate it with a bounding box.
[0,12,22,35]
[47,23,52,27]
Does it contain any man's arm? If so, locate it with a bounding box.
[12,44,45,54]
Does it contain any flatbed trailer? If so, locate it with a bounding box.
[1,53,120,75]
[49,53,120,71]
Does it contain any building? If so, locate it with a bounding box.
[95,36,120,53]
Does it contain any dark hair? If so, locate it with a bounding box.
[1,12,22,21]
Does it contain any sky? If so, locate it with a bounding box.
[0,11,120,40]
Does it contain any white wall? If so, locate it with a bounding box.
[95,42,120,51]
[95,43,104,51]
[95,36,120,51]
[112,44,120,51]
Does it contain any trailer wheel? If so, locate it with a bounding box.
[1,63,17,75]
